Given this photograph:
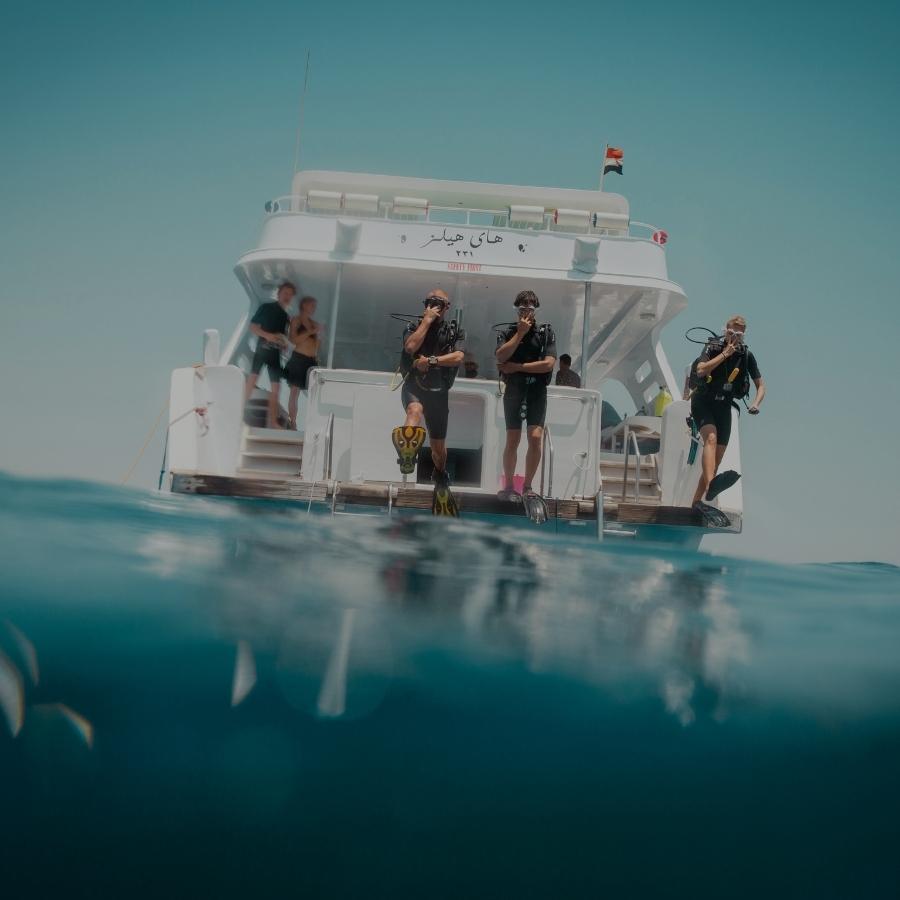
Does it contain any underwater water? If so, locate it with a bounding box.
[0,472,898,899]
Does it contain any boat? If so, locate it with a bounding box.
[163,169,744,545]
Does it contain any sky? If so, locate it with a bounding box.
[1,0,898,563]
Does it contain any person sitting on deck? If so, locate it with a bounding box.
[284,295,322,430]
[495,290,557,504]
[244,281,294,429]
[555,353,581,388]
[688,314,766,518]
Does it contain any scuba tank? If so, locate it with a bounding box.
[652,385,673,416]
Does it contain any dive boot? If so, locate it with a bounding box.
[432,470,459,518]
[705,469,741,502]
[391,425,426,475]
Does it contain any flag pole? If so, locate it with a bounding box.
[598,143,608,192]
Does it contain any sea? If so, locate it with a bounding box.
[1,471,898,899]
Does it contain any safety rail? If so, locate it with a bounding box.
[539,427,555,498]
[263,195,666,243]
[621,429,644,502]
[323,412,335,481]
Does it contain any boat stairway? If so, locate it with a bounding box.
[598,456,661,504]
[237,426,304,478]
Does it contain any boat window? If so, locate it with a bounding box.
[429,209,468,226]
[468,211,508,228]
[634,361,652,384]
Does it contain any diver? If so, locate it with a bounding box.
[688,314,766,525]
[495,290,557,524]
[392,289,465,516]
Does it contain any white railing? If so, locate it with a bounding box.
[263,195,667,244]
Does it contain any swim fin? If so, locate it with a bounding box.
[391,425,426,475]
[432,470,459,518]
[522,489,548,525]
[705,469,741,502]
[692,501,731,528]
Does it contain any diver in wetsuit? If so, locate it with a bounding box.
[392,289,464,516]
[689,314,766,522]
[495,290,557,521]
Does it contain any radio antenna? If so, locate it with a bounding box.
[292,50,311,177]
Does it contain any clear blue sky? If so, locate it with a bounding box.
[2,0,898,563]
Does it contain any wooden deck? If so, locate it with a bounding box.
[169,471,740,532]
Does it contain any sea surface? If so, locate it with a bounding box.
[0,472,898,899]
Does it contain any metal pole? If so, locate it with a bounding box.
[326,263,342,368]
[595,488,604,542]
[598,143,608,192]
[580,281,592,383]
[292,50,311,177]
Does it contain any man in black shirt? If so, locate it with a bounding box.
[244,281,294,429]
[690,314,766,516]
[495,290,557,505]
[393,288,464,515]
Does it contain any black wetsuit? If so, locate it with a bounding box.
[691,343,761,446]
[400,320,461,441]
[250,301,289,382]
[499,324,557,430]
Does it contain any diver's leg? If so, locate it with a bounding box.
[503,429,521,488]
[404,401,424,428]
[288,385,299,429]
[244,372,259,403]
[691,425,718,504]
[267,373,283,429]
[430,438,447,474]
[522,425,544,490]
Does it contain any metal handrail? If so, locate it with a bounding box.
[629,431,642,502]
[262,194,665,243]
[539,427,555,497]
[621,427,643,501]
[323,413,335,481]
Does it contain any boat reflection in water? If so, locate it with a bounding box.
[1,476,899,898]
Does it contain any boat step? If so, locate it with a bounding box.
[244,426,304,443]
[603,472,659,490]
[240,446,304,462]
[237,466,303,479]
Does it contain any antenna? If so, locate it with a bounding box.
[292,50,311,178]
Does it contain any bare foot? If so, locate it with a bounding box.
[268,421,284,430]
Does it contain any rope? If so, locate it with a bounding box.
[121,366,210,486]
[121,402,168,485]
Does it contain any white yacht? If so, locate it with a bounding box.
[164,170,744,544]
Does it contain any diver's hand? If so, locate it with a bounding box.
[516,318,532,337]
[413,356,430,373]
[748,405,759,415]
[721,341,736,359]
[422,307,440,325]
[276,334,291,349]
[498,362,521,375]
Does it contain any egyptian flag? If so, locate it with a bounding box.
[603,146,623,176]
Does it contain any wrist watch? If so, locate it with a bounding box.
[428,356,438,368]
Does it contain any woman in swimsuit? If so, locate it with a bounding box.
[285,296,322,430]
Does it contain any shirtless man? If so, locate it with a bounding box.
[284,295,323,430]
